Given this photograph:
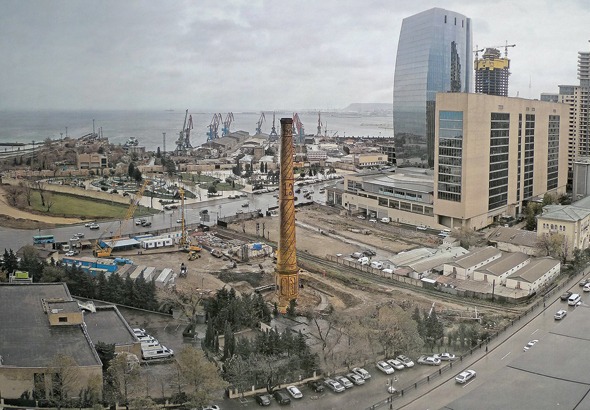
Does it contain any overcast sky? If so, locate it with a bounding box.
[1,0,589,111]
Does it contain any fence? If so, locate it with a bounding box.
[364,267,590,410]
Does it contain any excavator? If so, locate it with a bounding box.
[177,187,202,258]
[93,179,149,257]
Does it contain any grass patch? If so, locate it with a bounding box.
[29,191,154,219]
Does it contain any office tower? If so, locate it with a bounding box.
[554,48,590,189]
[434,93,568,230]
[474,47,511,96]
[393,8,472,168]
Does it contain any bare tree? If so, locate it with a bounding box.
[536,233,564,258]
[19,181,33,206]
[175,346,228,407]
[303,309,345,372]
[32,179,46,207]
[224,355,252,399]
[49,354,82,410]
[158,285,207,324]
[4,185,22,206]
[106,353,141,409]
[45,191,55,212]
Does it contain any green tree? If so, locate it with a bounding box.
[127,163,135,178]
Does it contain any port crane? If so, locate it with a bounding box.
[206,113,221,141]
[316,111,322,137]
[292,113,304,143]
[93,179,150,257]
[255,112,266,134]
[269,111,278,138]
[221,112,234,136]
[175,109,193,154]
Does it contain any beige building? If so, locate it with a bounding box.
[0,283,103,400]
[434,93,568,230]
[77,153,108,169]
[536,195,590,259]
[354,153,388,168]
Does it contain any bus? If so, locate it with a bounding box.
[33,235,55,244]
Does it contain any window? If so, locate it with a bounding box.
[58,317,68,323]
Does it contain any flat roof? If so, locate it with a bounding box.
[0,283,101,367]
[83,305,137,346]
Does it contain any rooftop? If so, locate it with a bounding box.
[0,283,101,368]
[83,305,138,347]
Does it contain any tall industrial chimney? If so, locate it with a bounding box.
[275,118,299,313]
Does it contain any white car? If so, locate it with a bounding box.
[523,340,539,351]
[76,233,84,238]
[64,251,76,257]
[133,328,147,337]
[369,218,377,223]
[84,222,94,227]
[434,353,457,361]
[376,360,395,374]
[89,223,100,230]
[455,369,476,384]
[357,215,365,219]
[417,355,441,366]
[352,367,371,380]
[554,309,567,320]
[286,385,302,399]
[324,378,345,393]
[416,225,427,230]
[396,355,415,368]
[334,375,353,389]
[346,373,365,385]
[387,359,405,370]
[584,283,590,292]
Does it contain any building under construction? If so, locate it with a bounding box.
[474,47,512,96]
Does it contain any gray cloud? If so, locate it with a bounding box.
[1,0,588,110]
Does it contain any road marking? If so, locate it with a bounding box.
[501,352,511,360]
[462,380,475,388]
[531,329,539,336]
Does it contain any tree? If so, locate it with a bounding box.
[175,346,228,407]
[105,353,141,409]
[422,309,444,350]
[208,185,217,194]
[20,181,33,206]
[537,233,564,258]
[132,167,143,182]
[224,355,251,399]
[49,354,82,410]
[4,185,22,206]
[159,285,205,325]
[1,248,19,273]
[524,202,543,231]
[127,163,136,178]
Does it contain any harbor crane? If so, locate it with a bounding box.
[292,113,304,143]
[93,179,149,257]
[175,109,193,154]
[255,112,266,134]
[221,112,234,136]
[206,113,221,141]
[316,111,323,137]
[269,111,278,137]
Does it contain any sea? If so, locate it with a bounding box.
[0,110,393,152]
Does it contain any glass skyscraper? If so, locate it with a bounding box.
[393,8,472,167]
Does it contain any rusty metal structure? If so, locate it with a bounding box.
[275,118,299,313]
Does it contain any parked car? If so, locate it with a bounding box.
[286,385,303,399]
[560,291,573,301]
[583,283,590,292]
[255,394,271,406]
[554,309,567,320]
[141,220,152,227]
[352,367,371,380]
[455,369,476,384]
[324,378,345,393]
[89,223,100,230]
[76,233,84,238]
[416,225,428,230]
[434,352,457,361]
[357,215,365,219]
[133,328,147,337]
[523,340,539,351]
[396,355,415,368]
[579,279,589,287]
[376,360,395,374]
[65,251,76,257]
[201,406,220,410]
[368,218,377,223]
[273,389,291,404]
[307,380,325,393]
[417,355,441,366]
[386,359,405,370]
[346,372,365,385]
[334,375,353,389]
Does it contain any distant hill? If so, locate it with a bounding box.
[342,103,393,113]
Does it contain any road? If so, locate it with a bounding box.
[0,181,333,252]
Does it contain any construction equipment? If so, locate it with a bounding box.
[178,187,202,253]
[93,179,150,257]
[269,111,278,138]
[292,113,305,143]
[188,251,201,261]
[175,109,193,154]
[206,113,221,141]
[255,112,265,134]
[221,112,234,136]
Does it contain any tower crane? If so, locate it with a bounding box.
[221,112,234,136]
[475,42,516,59]
[177,187,201,255]
[93,178,150,257]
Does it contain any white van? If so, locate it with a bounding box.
[382,268,394,274]
[370,261,383,269]
[141,341,160,349]
[568,293,581,306]
[137,335,158,344]
[142,346,174,360]
[381,217,390,223]
[357,257,370,265]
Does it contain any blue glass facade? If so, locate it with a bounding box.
[393,8,472,166]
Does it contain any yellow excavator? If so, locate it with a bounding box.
[93,179,149,257]
[178,187,202,255]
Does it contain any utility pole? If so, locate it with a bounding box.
[162,132,166,156]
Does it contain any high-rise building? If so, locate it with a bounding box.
[474,47,510,96]
[434,93,568,230]
[393,8,472,168]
